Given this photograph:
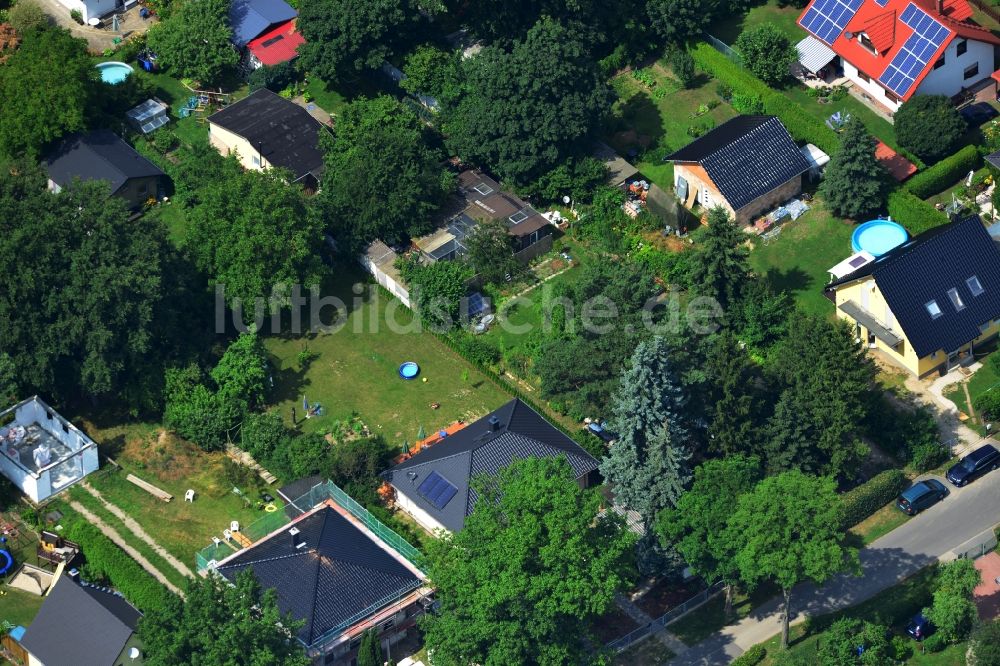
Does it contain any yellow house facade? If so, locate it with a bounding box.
[826,216,1000,378]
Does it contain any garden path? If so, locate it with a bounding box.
[69,500,185,597]
[80,482,196,579]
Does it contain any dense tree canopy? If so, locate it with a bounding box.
[766,314,875,477]
[926,559,981,642]
[0,161,183,409]
[464,218,519,285]
[816,618,894,666]
[727,471,859,648]
[690,207,752,312]
[0,27,96,157]
[647,0,714,43]
[398,257,473,331]
[735,25,797,87]
[657,455,760,617]
[894,95,966,163]
[317,96,451,247]
[186,161,324,315]
[139,569,310,666]
[821,117,887,219]
[969,619,1000,666]
[146,0,237,85]
[400,44,463,106]
[443,18,613,184]
[421,456,636,665]
[298,0,416,83]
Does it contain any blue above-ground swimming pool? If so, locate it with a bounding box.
[97,61,134,85]
[399,361,420,380]
[852,219,908,257]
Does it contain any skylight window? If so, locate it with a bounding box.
[947,288,965,311]
[925,300,943,319]
[473,183,493,196]
[509,210,529,224]
[967,276,984,296]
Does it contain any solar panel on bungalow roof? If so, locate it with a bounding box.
[800,0,864,45]
[466,292,489,317]
[417,471,459,510]
[877,3,949,97]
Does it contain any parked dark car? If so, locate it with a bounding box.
[906,613,933,640]
[946,444,1000,487]
[896,479,948,515]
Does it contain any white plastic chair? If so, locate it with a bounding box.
[212,536,221,547]
[184,489,195,503]
[223,529,232,541]
[230,520,240,532]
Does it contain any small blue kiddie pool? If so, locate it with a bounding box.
[398,362,420,380]
[852,219,908,257]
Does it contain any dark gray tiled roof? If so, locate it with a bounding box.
[387,399,599,532]
[827,216,1000,357]
[666,115,810,211]
[216,505,421,647]
[208,88,327,181]
[20,576,140,666]
[44,129,165,195]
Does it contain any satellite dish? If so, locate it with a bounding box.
[129,647,141,660]
[562,195,571,205]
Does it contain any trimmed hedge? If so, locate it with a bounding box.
[905,145,982,199]
[64,517,175,613]
[732,644,766,666]
[690,43,839,156]
[887,190,948,236]
[840,469,908,529]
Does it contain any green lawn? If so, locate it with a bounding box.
[945,344,1000,430]
[849,502,910,546]
[264,270,513,444]
[72,424,276,568]
[710,0,807,44]
[0,587,45,628]
[607,61,738,192]
[781,85,903,154]
[750,195,855,317]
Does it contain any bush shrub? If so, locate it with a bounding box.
[731,644,766,666]
[247,61,297,93]
[668,49,696,88]
[455,334,502,367]
[840,468,908,529]
[910,441,949,472]
[905,145,982,199]
[895,95,966,163]
[63,517,174,613]
[731,93,765,114]
[690,43,838,156]
[887,190,948,235]
[974,388,1000,421]
[923,631,948,653]
[734,24,797,87]
[8,0,48,33]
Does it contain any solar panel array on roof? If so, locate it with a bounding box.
[878,4,949,97]
[801,0,864,44]
[417,471,458,510]
[873,0,890,6]
[466,292,489,317]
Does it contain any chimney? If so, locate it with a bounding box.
[937,0,944,14]
[488,416,501,432]
[289,526,303,549]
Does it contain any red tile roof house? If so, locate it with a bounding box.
[230,0,305,71]
[797,0,1000,116]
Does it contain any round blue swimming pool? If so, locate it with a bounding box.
[852,219,908,257]
[398,362,420,380]
[97,61,134,85]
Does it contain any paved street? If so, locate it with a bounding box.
[669,468,1000,665]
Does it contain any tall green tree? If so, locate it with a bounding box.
[690,207,752,311]
[0,27,96,157]
[298,0,416,83]
[657,455,760,618]
[139,569,310,666]
[767,314,874,477]
[317,96,451,247]
[465,218,519,285]
[600,337,691,524]
[421,457,636,666]
[820,117,887,220]
[356,629,383,666]
[926,559,981,643]
[969,619,1000,666]
[647,0,714,43]
[703,333,762,457]
[187,163,324,315]
[210,330,269,409]
[816,618,894,666]
[726,471,859,649]
[398,258,473,331]
[400,44,463,106]
[735,24,797,87]
[444,18,613,184]
[146,0,237,84]
[0,162,178,409]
